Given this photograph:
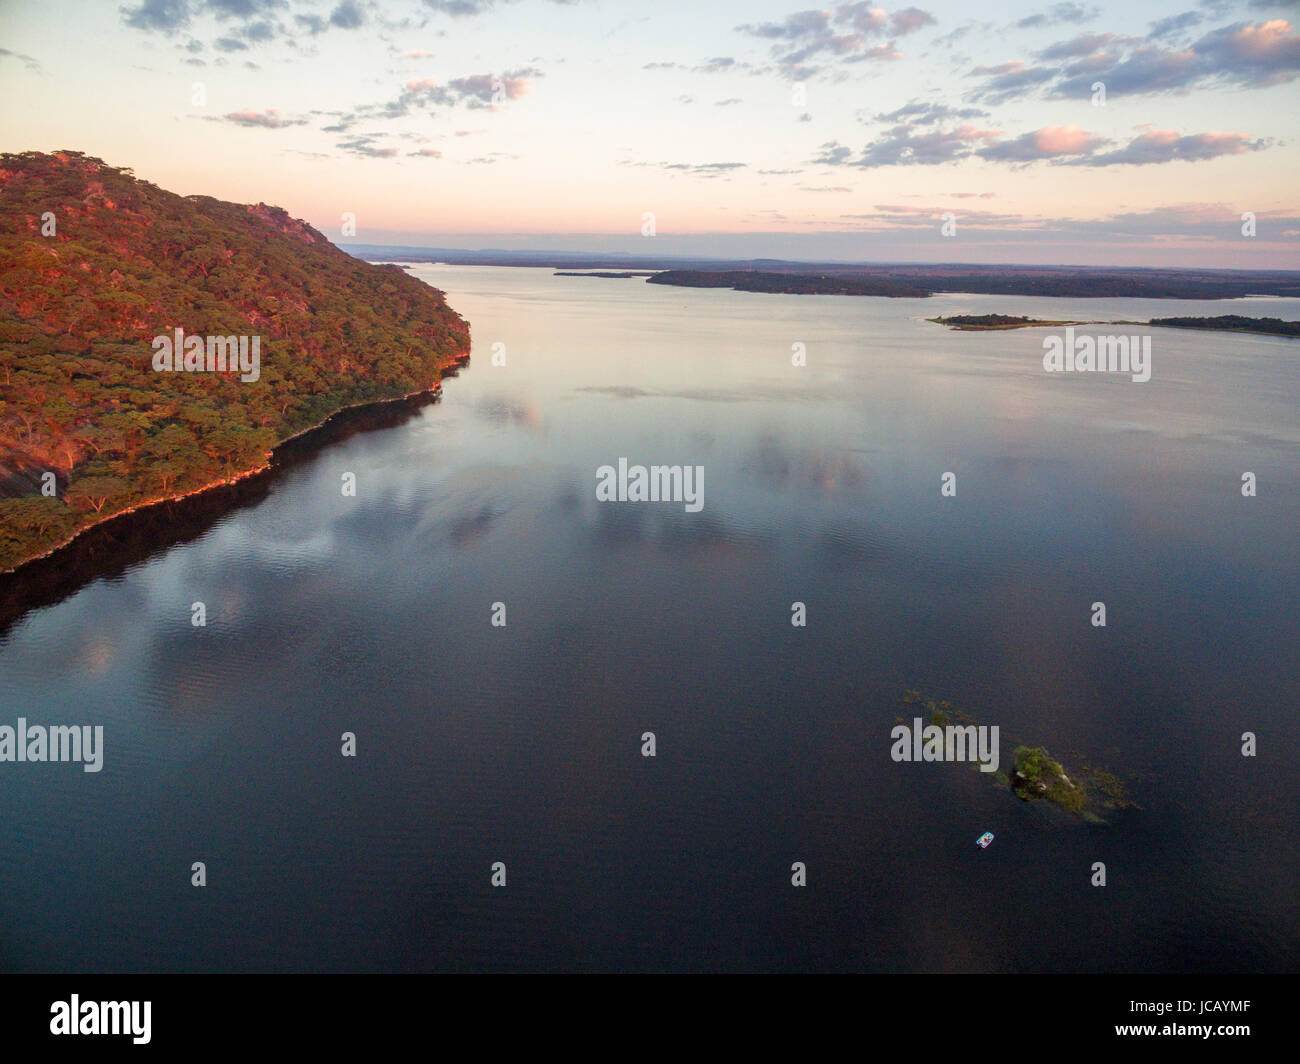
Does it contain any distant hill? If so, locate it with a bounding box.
[645,267,1300,300]
[0,150,470,572]
[646,270,930,298]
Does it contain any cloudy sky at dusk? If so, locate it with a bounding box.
[2,0,1298,265]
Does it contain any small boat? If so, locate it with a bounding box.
[976,831,995,849]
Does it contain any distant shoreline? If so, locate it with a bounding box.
[362,254,1300,300]
[554,270,658,278]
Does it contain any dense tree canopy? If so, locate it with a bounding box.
[0,150,470,571]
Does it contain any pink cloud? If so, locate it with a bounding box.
[1031,125,1098,153]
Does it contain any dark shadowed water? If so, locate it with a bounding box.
[2,266,1298,972]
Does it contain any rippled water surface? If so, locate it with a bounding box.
[2,266,1297,971]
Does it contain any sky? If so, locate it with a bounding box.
[1,0,1298,266]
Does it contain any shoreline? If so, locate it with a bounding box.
[926,317,1117,331]
[0,352,469,630]
[354,254,1300,300]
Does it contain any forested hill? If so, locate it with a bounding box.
[0,150,470,572]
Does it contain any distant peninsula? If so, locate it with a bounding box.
[0,151,470,575]
[555,270,657,279]
[646,270,930,298]
[647,268,1300,301]
[1148,315,1300,338]
[928,313,1299,337]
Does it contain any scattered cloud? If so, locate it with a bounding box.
[442,69,539,107]
[698,55,738,73]
[1068,128,1269,165]
[338,135,398,158]
[208,107,307,128]
[321,67,541,132]
[330,1,364,30]
[818,121,1270,169]
[813,142,854,165]
[1014,3,1097,30]
[1035,31,1123,59]
[422,0,580,16]
[966,60,1054,104]
[815,122,1001,166]
[976,124,1106,162]
[0,47,43,73]
[207,0,282,21]
[422,0,496,15]
[666,161,746,173]
[737,4,932,78]
[121,0,192,33]
[1148,11,1205,40]
[642,56,755,74]
[830,201,1300,243]
[970,18,1300,102]
[624,159,748,177]
[122,0,368,44]
[867,100,989,124]
[889,7,937,35]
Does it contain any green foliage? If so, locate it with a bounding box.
[0,150,470,570]
[1012,746,1085,814]
[0,497,77,559]
[940,314,1037,326]
[903,691,1135,822]
[1012,746,1060,779]
[1149,315,1300,338]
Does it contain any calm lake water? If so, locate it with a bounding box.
[2,266,1298,972]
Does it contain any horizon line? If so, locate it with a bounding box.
[335,242,1300,276]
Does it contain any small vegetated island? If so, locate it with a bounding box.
[901,691,1135,824]
[0,150,471,574]
[927,314,1097,330]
